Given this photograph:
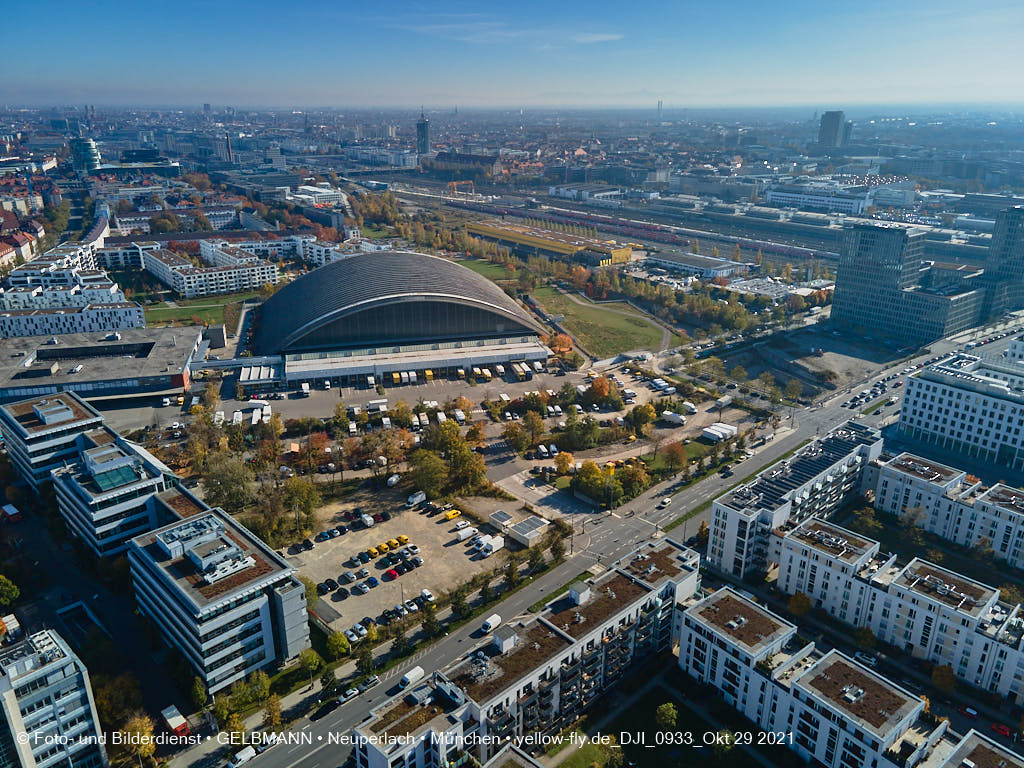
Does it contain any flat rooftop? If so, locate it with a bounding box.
[0,392,101,435]
[691,588,794,655]
[365,696,458,744]
[0,326,201,397]
[545,573,648,639]
[786,518,876,564]
[884,453,962,484]
[977,483,1024,515]
[451,622,571,703]
[798,651,919,738]
[131,510,290,610]
[616,540,690,586]
[941,731,1024,768]
[893,559,996,617]
[720,421,879,515]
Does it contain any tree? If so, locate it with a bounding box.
[502,423,530,454]
[409,450,448,498]
[729,365,748,382]
[356,646,374,676]
[225,712,245,740]
[320,669,337,694]
[504,557,521,590]
[120,714,157,762]
[190,677,208,711]
[263,694,282,729]
[784,378,803,401]
[851,506,883,536]
[392,625,412,656]
[655,702,678,730]
[931,664,956,693]
[422,605,441,638]
[283,476,321,530]
[202,455,254,514]
[0,576,19,607]
[787,592,812,616]
[212,697,232,728]
[451,589,470,618]
[299,576,318,606]
[663,442,687,474]
[853,627,877,649]
[554,451,575,475]
[758,371,776,392]
[528,546,546,573]
[712,730,736,761]
[325,631,350,661]
[523,411,545,445]
[626,403,657,433]
[299,649,323,685]
[248,670,270,702]
[550,537,566,561]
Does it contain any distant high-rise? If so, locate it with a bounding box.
[818,110,845,148]
[203,102,211,114]
[831,223,984,344]
[657,100,663,120]
[69,137,101,173]
[416,109,430,156]
[983,206,1024,317]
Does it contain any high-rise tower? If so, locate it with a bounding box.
[416,109,430,156]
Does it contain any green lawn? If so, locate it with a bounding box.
[532,285,680,358]
[361,224,392,240]
[146,305,226,325]
[459,258,514,282]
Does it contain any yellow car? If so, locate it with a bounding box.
[387,538,400,550]
[397,534,410,544]
[626,435,637,443]
[377,542,389,553]
[367,547,379,558]
[444,509,462,521]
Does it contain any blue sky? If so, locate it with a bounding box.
[5,0,1023,107]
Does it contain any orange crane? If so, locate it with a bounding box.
[446,180,475,196]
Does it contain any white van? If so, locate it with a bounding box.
[399,666,425,689]
[482,614,501,633]
[228,746,256,768]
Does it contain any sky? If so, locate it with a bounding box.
[5,0,1024,108]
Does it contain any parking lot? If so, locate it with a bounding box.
[285,490,507,636]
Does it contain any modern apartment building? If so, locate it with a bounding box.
[0,302,145,339]
[983,206,1024,317]
[898,343,1024,470]
[707,421,883,579]
[143,246,278,299]
[0,393,104,491]
[772,516,1024,700]
[352,540,700,768]
[678,587,940,768]
[871,452,1024,568]
[51,431,178,557]
[127,509,309,694]
[0,629,107,768]
[818,110,846,148]
[831,223,984,345]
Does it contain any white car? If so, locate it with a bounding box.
[421,589,435,603]
[394,603,408,617]
[344,629,360,643]
[454,520,470,530]
[404,599,419,613]
[407,544,420,555]
[658,497,672,509]
[353,624,368,638]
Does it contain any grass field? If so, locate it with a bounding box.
[144,290,261,326]
[459,258,514,282]
[532,285,683,358]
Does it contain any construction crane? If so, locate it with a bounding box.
[445,180,475,197]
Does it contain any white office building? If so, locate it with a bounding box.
[0,393,105,491]
[141,245,278,299]
[898,343,1024,470]
[707,421,883,579]
[52,431,178,557]
[0,629,107,768]
[352,540,700,768]
[127,509,309,694]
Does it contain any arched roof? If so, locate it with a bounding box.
[255,250,542,353]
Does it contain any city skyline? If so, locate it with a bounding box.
[6,0,1024,108]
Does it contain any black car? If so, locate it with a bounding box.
[302,538,314,551]
[410,556,424,568]
[360,616,376,629]
[310,698,340,721]
[324,578,339,591]
[381,510,391,521]
[358,551,371,563]
[335,586,349,599]
[394,563,409,575]
[337,524,348,535]
[315,582,330,596]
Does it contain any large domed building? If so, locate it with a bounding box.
[252,251,549,386]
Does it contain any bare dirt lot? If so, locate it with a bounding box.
[286,490,508,632]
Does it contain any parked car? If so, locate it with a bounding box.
[958,706,979,719]
[357,675,380,693]
[853,652,877,668]
[357,568,370,579]
[404,599,419,613]
[991,723,1013,738]
[385,569,399,580]
[352,582,369,595]
[324,578,339,592]
[366,576,380,588]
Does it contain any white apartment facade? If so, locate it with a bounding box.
[898,344,1024,470]
[0,630,107,768]
[127,510,309,694]
[872,452,1024,568]
[707,421,883,579]
[678,587,941,768]
[772,516,1024,701]
[353,540,700,768]
[0,302,145,338]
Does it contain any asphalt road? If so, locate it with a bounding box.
[189,315,1024,768]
